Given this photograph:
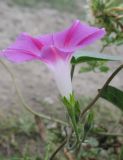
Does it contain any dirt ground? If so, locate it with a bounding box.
[0,0,123,117]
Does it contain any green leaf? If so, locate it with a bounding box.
[100,85,123,111]
[99,65,109,72]
[71,51,122,64]
[79,66,92,73]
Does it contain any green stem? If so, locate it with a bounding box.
[0,60,68,126]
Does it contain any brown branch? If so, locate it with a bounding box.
[64,148,75,160]
[80,64,123,118]
[34,115,46,141]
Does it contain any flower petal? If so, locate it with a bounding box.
[40,46,72,66]
[37,20,105,54]
[0,33,44,63]
[44,20,105,52]
[0,51,5,57]
[1,49,39,63]
[36,34,54,46]
[62,20,106,48]
[37,27,75,52]
[8,32,43,56]
[76,27,106,47]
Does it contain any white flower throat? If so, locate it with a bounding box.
[52,60,72,98]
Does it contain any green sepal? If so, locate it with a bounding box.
[62,94,81,141]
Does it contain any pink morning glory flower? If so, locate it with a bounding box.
[0,20,105,98]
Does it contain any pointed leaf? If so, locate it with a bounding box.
[71,51,122,64]
[100,85,123,111]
